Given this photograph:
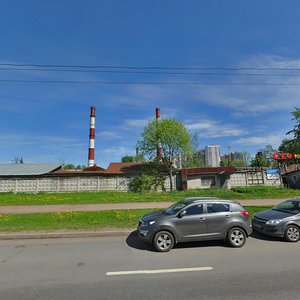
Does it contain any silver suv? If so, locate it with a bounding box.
[137,197,252,252]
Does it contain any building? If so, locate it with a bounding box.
[205,145,220,167]
[178,166,282,190]
[279,164,300,189]
[220,151,246,166]
[221,151,244,161]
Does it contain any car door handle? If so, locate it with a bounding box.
[199,217,206,222]
[225,215,230,218]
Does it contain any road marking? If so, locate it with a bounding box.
[106,266,213,276]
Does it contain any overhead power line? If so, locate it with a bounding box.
[1,62,300,72]
[1,79,300,86]
[1,62,300,86]
[2,67,300,77]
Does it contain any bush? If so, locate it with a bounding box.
[129,174,165,192]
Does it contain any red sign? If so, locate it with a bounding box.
[272,152,300,160]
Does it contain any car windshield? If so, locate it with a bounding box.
[272,200,300,215]
[164,200,190,215]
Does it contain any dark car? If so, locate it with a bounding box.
[137,197,252,252]
[252,199,300,242]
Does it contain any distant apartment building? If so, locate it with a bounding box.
[205,145,220,167]
[221,151,245,162]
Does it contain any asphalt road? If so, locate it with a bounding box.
[0,232,299,300]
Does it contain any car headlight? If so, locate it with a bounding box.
[149,220,156,225]
[266,219,282,225]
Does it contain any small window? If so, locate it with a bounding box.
[185,204,203,216]
[207,203,230,213]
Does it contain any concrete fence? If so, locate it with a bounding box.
[0,175,175,193]
[0,176,131,193]
[0,170,280,194]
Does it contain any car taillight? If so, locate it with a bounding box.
[241,210,250,217]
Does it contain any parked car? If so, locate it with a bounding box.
[252,199,300,242]
[137,197,252,252]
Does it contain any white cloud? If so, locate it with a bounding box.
[100,146,131,158]
[186,120,247,138]
[184,54,300,116]
[233,134,285,147]
[124,119,149,128]
[98,130,121,139]
[0,133,84,150]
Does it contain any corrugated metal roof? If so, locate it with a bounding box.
[0,163,64,176]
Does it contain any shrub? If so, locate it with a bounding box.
[129,174,165,192]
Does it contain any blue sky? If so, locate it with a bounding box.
[1,0,300,168]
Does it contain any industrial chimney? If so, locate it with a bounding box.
[88,106,96,167]
[156,107,162,160]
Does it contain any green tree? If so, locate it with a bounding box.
[181,133,205,168]
[128,162,167,192]
[263,145,276,160]
[251,151,270,167]
[63,164,85,170]
[278,108,300,165]
[286,107,300,140]
[241,152,252,166]
[182,151,205,168]
[220,158,247,167]
[137,118,192,191]
[121,154,145,163]
[64,164,76,170]
[262,145,278,168]
[121,155,134,162]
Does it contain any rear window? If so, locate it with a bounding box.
[207,203,230,213]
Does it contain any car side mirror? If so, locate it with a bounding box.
[178,210,186,218]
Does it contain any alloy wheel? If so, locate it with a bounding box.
[227,228,246,247]
[285,226,300,242]
[153,231,174,252]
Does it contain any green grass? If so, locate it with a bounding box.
[0,206,270,232]
[0,209,153,232]
[0,186,299,206]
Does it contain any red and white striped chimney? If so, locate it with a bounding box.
[156,107,162,160]
[88,106,96,167]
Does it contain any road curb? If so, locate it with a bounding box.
[0,229,134,240]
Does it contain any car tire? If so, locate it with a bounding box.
[284,225,300,242]
[153,231,175,252]
[226,227,246,248]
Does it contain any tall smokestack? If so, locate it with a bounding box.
[88,106,96,167]
[155,107,160,119]
[156,107,162,160]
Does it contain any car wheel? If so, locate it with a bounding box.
[284,225,300,242]
[227,227,246,248]
[153,231,175,252]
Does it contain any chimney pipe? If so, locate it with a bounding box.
[156,107,162,160]
[88,106,96,167]
[155,107,160,119]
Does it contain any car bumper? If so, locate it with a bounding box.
[137,226,154,243]
[252,221,284,237]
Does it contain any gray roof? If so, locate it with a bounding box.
[0,163,64,176]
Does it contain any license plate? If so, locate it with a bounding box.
[253,223,262,229]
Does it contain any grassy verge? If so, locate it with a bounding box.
[0,186,299,206]
[0,206,270,232]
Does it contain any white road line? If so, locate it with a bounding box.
[106,266,213,276]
